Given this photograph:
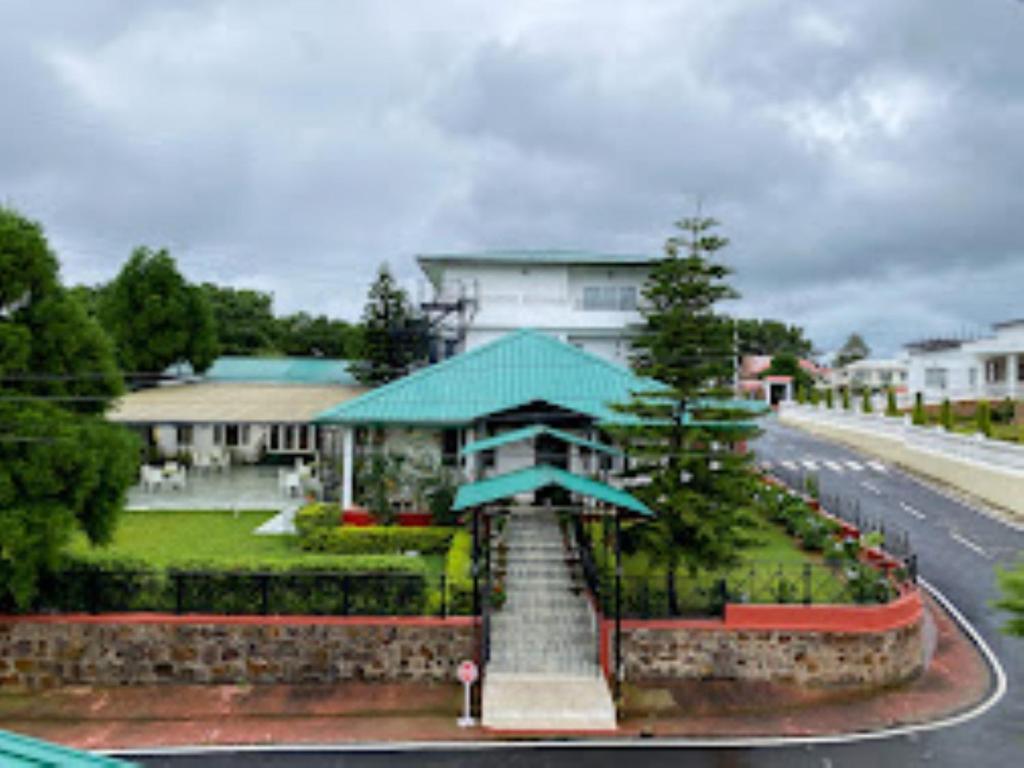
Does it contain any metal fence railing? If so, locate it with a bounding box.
[23,568,472,618]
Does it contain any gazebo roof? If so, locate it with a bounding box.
[453,464,653,516]
[315,329,659,427]
[461,424,622,457]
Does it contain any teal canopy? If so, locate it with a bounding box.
[461,424,622,457]
[453,464,653,517]
[0,729,133,767]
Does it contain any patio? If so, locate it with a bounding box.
[125,465,294,512]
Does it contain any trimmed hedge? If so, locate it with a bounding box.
[300,526,456,555]
[444,530,474,615]
[294,502,340,538]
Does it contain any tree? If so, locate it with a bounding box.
[912,392,927,425]
[861,388,873,414]
[761,352,814,394]
[351,264,428,385]
[940,399,954,430]
[834,333,870,368]
[885,387,899,417]
[0,207,139,608]
[995,560,1024,637]
[100,247,218,381]
[275,311,362,358]
[616,215,758,574]
[736,319,813,358]
[976,400,992,437]
[201,284,278,355]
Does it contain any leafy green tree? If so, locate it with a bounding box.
[616,215,759,574]
[0,207,139,608]
[201,284,278,355]
[351,264,428,385]
[275,311,362,358]
[736,319,814,358]
[995,560,1024,637]
[885,387,899,417]
[761,352,814,394]
[100,248,218,380]
[834,333,870,368]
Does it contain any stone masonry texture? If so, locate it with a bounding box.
[620,620,924,687]
[0,620,476,689]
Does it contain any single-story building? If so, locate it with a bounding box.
[109,356,366,464]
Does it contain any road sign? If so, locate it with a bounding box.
[458,660,478,685]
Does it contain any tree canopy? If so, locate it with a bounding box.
[100,247,218,380]
[834,332,870,368]
[0,207,138,609]
[351,263,428,385]
[201,283,278,355]
[736,319,813,358]
[616,215,759,573]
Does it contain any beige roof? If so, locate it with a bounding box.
[108,382,367,424]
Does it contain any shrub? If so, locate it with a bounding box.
[940,399,954,430]
[976,400,992,437]
[885,387,899,417]
[825,389,834,409]
[442,530,474,615]
[861,389,872,414]
[300,526,456,555]
[842,388,851,411]
[294,502,340,538]
[809,387,820,406]
[995,396,1015,425]
[912,392,927,426]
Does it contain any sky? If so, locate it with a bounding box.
[3,0,1023,359]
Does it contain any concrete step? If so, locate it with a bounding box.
[482,673,616,731]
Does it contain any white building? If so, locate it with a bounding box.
[830,358,909,394]
[905,320,1024,403]
[417,250,656,366]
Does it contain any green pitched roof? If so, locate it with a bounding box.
[453,464,653,516]
[0,729,134,767]
[166,356,356,385]
[461,424,622,457]
[315,329,658,426]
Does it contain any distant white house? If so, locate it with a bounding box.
[417,250,657,366]
[830,358,909,394]
[905,320,1024,403]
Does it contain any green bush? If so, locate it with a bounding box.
[842,388,851,411]
[861,389,872,414]
[976,400,992,437]
[912,392,927,426]
[940,399,954,430]
[294,502,340,538]
[825,389,834,409]
[885,387,899,417]
[442,530,474,615]
[300,526,456,555]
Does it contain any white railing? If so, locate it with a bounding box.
[782,403,1024,472]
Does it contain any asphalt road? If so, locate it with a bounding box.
[124,418,1023,768]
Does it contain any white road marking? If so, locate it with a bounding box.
[950,531,992,559]
[801,460,819,471]
[844,460,864,472]
[899,501,927,520]
[867,461,887,473]
[860,481,882,495]
[823,460,844,473]
[780,460,798,471]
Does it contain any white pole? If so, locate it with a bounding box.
[342,427,354,509]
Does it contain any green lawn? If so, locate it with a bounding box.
[67,510,445,574]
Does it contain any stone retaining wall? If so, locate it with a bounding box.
[0,616,476,689]
[609,590,925,688]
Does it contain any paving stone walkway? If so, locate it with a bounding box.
[482,507,616,730]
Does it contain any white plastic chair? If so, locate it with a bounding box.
[166,467,187,491]
[140,465,163,492]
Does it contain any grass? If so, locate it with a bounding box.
[67,509,445,574]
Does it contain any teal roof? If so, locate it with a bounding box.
[461,425,622,457]
[453,464,653,516]
[0,729,133,766]
[167,356,356,385]
[315,329,659,426]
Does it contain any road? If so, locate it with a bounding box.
[124,418,1022,767]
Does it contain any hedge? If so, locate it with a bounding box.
[443,530,474,615]
[294,502,340,538]
[300,526,457,555]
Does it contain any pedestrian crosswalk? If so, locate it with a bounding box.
[759,457,889,475]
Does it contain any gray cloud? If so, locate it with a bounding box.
[2,0,1023,356]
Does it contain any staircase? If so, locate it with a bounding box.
[482,507,616,731]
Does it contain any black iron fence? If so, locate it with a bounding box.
[25,568,471,617]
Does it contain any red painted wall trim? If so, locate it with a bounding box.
[609,586,922,636]
[0,613,478,628]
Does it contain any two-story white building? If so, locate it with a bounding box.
[417,250,656,366]
[905,320,1024,403]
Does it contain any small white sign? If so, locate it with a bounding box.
[457,660,478,727]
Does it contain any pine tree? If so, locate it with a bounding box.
[351,264,428,386]
[885,387,899,417]
[912,392,927,426]
[615,215,759,574]
[861,388,873,414]
[940,399,954,430]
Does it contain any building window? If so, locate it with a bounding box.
[270,425,280,451]
[213,424,224,445]
[442,429,459,467]
[225,424,240,447]
[298,425,309,451]
[176,425,193,447]
[285,426,295,451]
[924,368,948,390]
[482,449,496,469]
[1018,357,1024,383]
[582,285,638,311]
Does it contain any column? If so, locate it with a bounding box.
[342,427,354,509]
[1010,353,1020,400]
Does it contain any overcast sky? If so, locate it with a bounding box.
[3,0,1023,357]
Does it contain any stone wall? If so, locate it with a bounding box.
[611,590,926,688]
[0,616,476,689]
